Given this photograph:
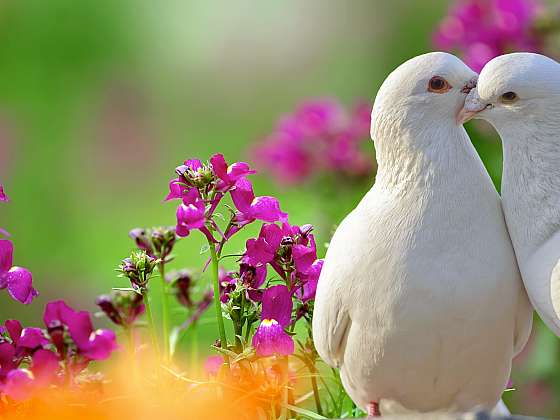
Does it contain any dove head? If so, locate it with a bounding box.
[371,52,477,148]
[460,53,560,138]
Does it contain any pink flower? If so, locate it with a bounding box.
[252,285,294,357]
[231,178,288,225]
[210,153,255,192]
[0,185,8,202]
[44,300,118,362]
[1,349,59,401]
[433,0,543,71]
[175,189,206,237]
[204,355,224,376]
[253,99,373,185]
[0,240,37,304]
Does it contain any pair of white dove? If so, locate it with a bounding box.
[313,51,560,416]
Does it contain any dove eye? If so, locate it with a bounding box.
[500,91,518,103]
[428,76,451,93]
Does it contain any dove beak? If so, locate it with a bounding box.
[457,86,487,125]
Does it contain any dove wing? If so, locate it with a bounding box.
[522,231,560,337]
[512,284,533,357]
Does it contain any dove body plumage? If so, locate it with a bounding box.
[466,53,560,336]
[313,52,532,414]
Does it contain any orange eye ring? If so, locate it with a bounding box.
[428,76,451,93]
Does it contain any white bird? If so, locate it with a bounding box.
[312,52,532,416]
[460,52,560,338]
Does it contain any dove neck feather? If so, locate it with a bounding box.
[499,121,560,259]
[372,109,478,191]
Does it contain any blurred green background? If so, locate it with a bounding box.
[0,0,557,416]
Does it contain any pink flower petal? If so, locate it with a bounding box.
[0,239,13,274]
[6,267,37,304]
[261,285,292,328]
[252,319,294,357]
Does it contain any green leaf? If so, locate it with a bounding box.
[282,404,327,419]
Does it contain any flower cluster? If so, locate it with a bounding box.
[165,154,287,241]
[433,0,544,72]
[0,300,117,401]
[217,221,323,358]
[252,99,373,185]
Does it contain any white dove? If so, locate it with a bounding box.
[460,52,560,337]
[312,52,532,416]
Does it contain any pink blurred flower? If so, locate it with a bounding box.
[253,98,373,185]
[0,185,8,202]
[433,0,544,71]
[204,355,224,376]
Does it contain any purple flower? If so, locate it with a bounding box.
[231,178,288,225]
[96,291,145,327]
[252,285,294,357]
[164,159,205,201]
[1,349,59,401]
[175,189,206,237]
[0,185,8,202]
[253,99,374,185]
[210,153,255,192]
[0,239,37,304]
[219,268,237,303]
[433,0,543,71]
[44,300,118,361]
[296,259,323,302]
[239,263,267,302]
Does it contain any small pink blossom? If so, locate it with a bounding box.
[0,240,37,304]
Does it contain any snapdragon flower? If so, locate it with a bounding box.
[0,239,37,304]
[44,300,118,363]
[252,285,294,357]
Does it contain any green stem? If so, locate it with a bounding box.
[159,262,170,363]
[308,361,324,416]
[209,241,230,366]
[141,289,160,358]
[234,292,245,351]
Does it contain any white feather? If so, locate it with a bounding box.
[471,52,560,336]
[312,52,532,414]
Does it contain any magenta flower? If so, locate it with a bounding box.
[0,185,8,202]
[44,300,118,361]
[210,153,255,192]
[296,259,323,303]
[0,240,37,304]
[165,159,204,201]
[175,189,206,237]
[231,178,288,225]
[4,320,49,352]
[96,291,145,327]
[1,349,59,401]
[253,99,373,185]
[433,0,543,71]
[219,268,237,303]
[252,285,294,357]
